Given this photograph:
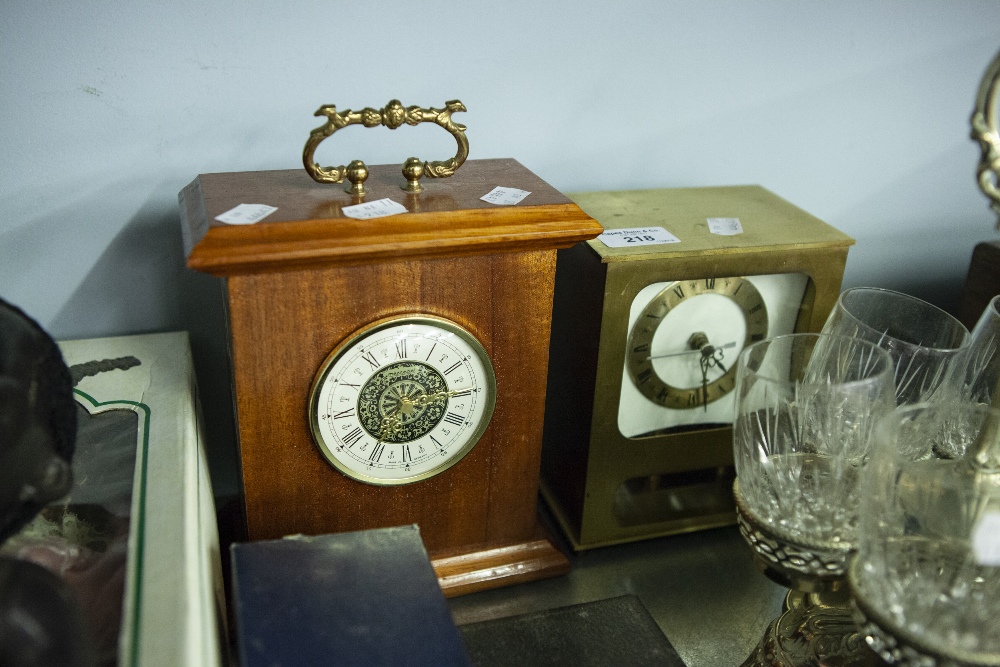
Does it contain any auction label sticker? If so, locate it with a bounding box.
[215,203,278,225]
[481,187,531,206]
[707,217,744,235]
[973,510,1000,566]
[598,227,681,248]
[342,198,408,220]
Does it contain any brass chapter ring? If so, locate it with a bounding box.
[302,99,469,195]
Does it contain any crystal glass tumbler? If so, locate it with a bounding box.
[945,294,1000,408]
[733,334,895,666]
[851,403,1000,666]
[734,333,895,587]
[821,287,969,405]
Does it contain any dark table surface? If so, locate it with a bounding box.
[447,522,785,667]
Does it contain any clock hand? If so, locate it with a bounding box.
[701,342,728,372]
[378,389,464,444]
[698,354,710,412]
[647,341,736,361]
[377,391,420,444]
[377,411,403,444]
[709,355,728,374]
[410,389,460,407]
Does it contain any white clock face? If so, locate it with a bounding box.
[618,273,809,438]
[309,316,496,485]
[626,277,768,409]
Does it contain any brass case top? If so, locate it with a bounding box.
[571,185,854,262]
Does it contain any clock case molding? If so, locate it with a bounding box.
[541,185,854,550]
[180,159,603,596]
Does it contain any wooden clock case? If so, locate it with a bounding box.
[180,159,602,595]
[540,185,854,550]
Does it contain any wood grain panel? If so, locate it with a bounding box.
[228,250,557,556]
[482,250,557,546]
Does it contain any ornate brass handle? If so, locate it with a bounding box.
[972,50,1000,227]
[302,99,469,195]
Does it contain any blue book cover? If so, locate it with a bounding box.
[231,525,471,667]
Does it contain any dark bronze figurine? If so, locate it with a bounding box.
[0,297,94,667]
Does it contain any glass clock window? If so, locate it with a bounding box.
[618,273,809,438]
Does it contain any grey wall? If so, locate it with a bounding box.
[3,1,1000,496]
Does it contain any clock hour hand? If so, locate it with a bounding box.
[377,412,403,444]
[698,353,710,412]
[700,344,728,374]
[377,392,418,444]
[709,355,727,374]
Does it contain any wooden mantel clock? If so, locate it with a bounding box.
[179,104,601,596]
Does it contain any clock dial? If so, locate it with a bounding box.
[626,277,767,410]
[309,316,496,486]
[618,273,809,438]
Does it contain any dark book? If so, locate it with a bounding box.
[231,525,471,667]
[459,595,686,667]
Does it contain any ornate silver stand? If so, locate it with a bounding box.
[735,479,871,667]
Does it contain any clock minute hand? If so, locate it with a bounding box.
[648,340,737,361]
[411,389,460,407]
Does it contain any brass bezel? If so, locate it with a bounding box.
[308,314,497,486]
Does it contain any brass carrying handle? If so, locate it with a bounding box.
[302,99,469,195]
[972,50,1000,228]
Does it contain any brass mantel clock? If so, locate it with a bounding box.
[540,185,853,550]
[179,100,602,595]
